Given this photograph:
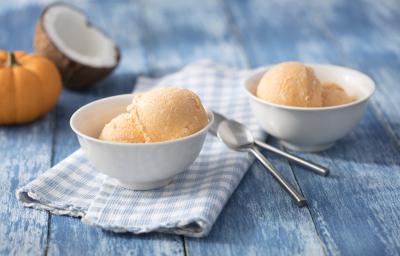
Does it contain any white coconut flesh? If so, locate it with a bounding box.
[43,5,118,68]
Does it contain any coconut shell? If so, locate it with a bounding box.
[33,3,120,90]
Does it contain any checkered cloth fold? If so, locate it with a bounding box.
[16,60,265,237]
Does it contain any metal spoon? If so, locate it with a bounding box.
[217,119,307,207]
[211,112,329,176]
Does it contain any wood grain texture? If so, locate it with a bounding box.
[291,109,400,255]
[0,116,53,255]
[136,0,248,73]
[229,0,400,255]
[0,4,52,255]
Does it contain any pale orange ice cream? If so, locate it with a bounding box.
[256,62,323,107]
[128,87,208,142]
[99,113,145,143]
[99,87,208,143]
[322,82,356,107]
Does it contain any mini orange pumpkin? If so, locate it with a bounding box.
[0,51,62,124]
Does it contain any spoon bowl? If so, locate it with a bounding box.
[217,119,307,206]
[217,120,254,151]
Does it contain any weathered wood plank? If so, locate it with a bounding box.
[135,0,325,255]
[137,0,248,74]
[45,1,184,255]
[0,3,52,255]
[291,109,400,255]
[0,117,53,256]
[229,0,400,254]
[228,0,344,66]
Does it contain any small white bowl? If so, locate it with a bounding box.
[244,64,375,152]
[70,94,213,190]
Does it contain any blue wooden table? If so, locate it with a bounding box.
[1,0,400,255]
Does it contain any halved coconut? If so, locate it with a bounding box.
[34,3,120,90]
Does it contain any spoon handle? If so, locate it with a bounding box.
[255,141,329,176]
[248,146,307,207]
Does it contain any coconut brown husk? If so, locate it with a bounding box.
[33,3,120,90]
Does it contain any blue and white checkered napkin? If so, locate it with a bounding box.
[16,60,265,237]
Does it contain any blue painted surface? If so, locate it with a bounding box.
[0,0,399,255]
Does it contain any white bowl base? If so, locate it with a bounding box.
[280,141,334,152]
[116,178,173,190]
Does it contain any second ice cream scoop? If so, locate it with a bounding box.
[322,82,356,107]
[99,113,145,143]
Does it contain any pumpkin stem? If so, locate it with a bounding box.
[6,52,17,67]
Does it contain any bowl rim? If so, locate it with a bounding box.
[244,63,376,111]
[70,94,214,146]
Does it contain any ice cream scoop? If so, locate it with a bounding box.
[128,87,208,143]
[99,87,208,143]
[322,82,356,107]
[256,61,323,107]
[99,112,145,143]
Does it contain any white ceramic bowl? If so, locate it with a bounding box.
[70,94,213,190]
[245,64,375,152]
